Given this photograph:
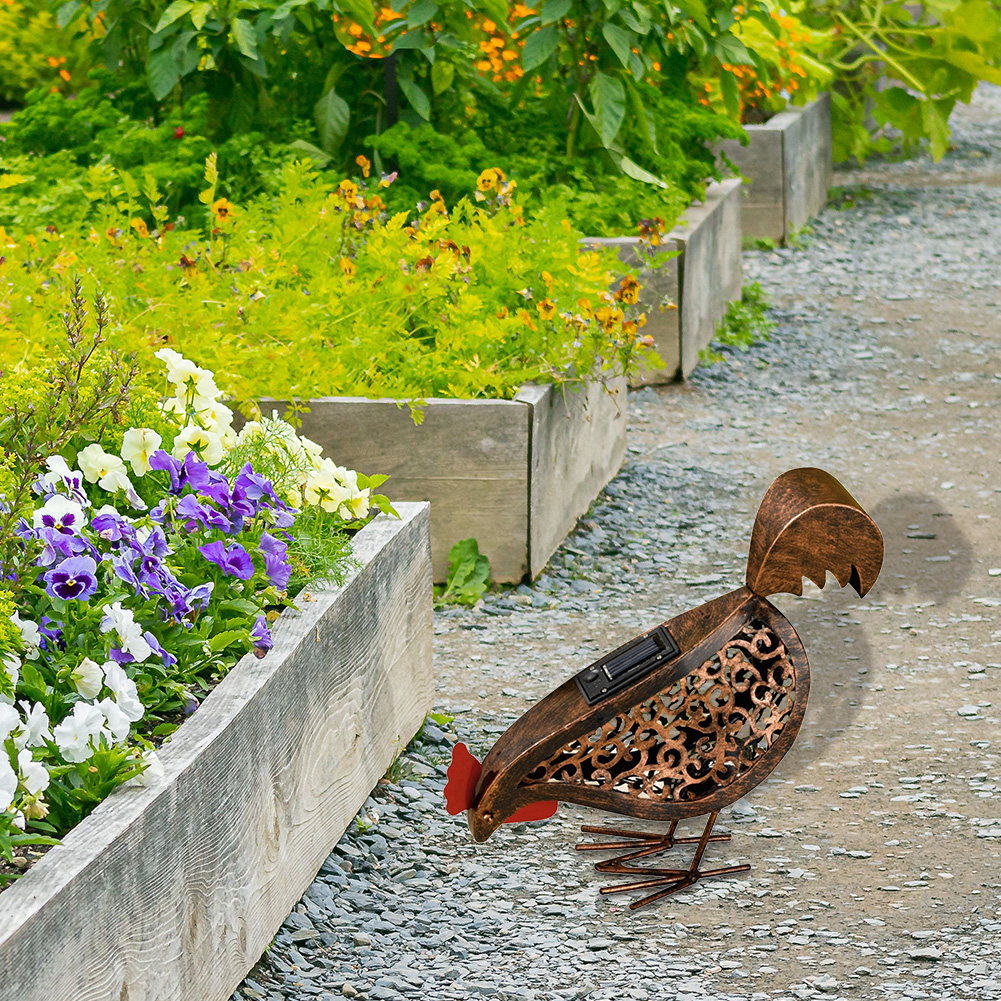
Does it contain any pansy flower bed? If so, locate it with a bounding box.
[0,299,392,884]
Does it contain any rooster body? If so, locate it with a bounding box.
[446,468,883,906]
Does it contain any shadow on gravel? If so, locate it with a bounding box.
[778,491,973,775]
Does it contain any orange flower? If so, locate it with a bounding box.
[614,274,641,305]
[355,154,371,178]
[340,256,357,277]
[211,198,235,222]
[130,218,149,238]
[536,298,556,320]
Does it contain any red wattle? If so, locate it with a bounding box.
[444,742,482,815]
[504,800,559,823]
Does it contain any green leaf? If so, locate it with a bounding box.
[408,0,438,27]
[314,87,351,154]
[601,23,634,68]
[336,0,376,33]
[20,663,47,702]
[209,629,249,653]
[431,59,455,94]
[154,0,194,33]
[921,98,952,162]
[398,76,431,120]
[589,70,626,146]
[148,49,181,101]
[540,0,571,24]
[477,0,510,24]
[522,24,558,70]
[951,0,999,43]
[719,69,740,121]
[714,33,750,65]
[437,538,491,607]
[288,139,333,166]
[231,17,259,59]
[189,2,212,30]
[55,1,81,29]
[617,154,669,188]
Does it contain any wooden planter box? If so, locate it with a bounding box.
[716,93,833,244]
[585,178,743,384]
[256,381,626,584]
[0,504,434,1001]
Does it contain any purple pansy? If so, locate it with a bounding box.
[263,551,291,590]
[143,630,178,668]
[43,555,99,602]
[198,540,255,580]
[92,508,135,543]
[250,614,273,656]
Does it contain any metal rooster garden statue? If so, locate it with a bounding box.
[444,467,884,908]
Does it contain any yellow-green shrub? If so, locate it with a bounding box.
[0,160,657,407]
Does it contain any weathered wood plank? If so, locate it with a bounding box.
[257,397,531,583]
[716,95,832,243]
[784,92,832,233]
[522,379,627,578]
[675,178,744,376]
[0,503,434,1001]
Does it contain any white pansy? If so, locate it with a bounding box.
[172,424,224,466]
[17,749,49,797]
[159,395,186,420]
[32,494,85,534]
[11,809,25,830]
[0,755,16,812]
[345,489,371,520]
[120,428,163,476]
[299,435,324,464]
[37,455,87,500]
[10,613,39,660]
[0,702,20,739]
[155,349,220,409]
[96,697,132,743]
[78,443,126,485]
[14,701,50,750]
[101,661,145,723]
[194,401,234,436]
[129,750,165,787]
[2,651,20,689]
[99,603,153,664]
[71,657,104,699]
[52,702,106,763]
[303,458,352,514]
[98,467,147,510]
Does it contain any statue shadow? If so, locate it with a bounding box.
[772,490,973,778]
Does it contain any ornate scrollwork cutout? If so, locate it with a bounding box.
[524,621,796,804]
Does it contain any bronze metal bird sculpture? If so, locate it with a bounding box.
[444,467,884,908]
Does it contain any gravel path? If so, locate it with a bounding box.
[235,86,1001,1001]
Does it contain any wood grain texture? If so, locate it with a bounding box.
[783,92,832,233]
[579,237,682,386]
[523,379,627,579]
[254,397,531,583]
[0,503,434,1001]
[674,179,744,377]
[716,95,833,243]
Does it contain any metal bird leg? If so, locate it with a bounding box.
[590,813,750,909]
[575,820,731,860]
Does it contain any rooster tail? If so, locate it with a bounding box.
[745,468,883,599]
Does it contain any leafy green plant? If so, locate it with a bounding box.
[435,538,491,607]
[701,280,774,362]
[802,0,1001,162]
[0,159,654,406]
[0,0,90,106]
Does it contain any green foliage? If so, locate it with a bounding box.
[0,0,89,106]
[368,88,742,233]
[0,161,654,405]
[702,280,774,362]
[435,538,491,607]
[0,284,140,593]
[803,0,1001,162]
[0,80,299,229]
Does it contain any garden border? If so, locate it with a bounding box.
[252,380,626,584]
[716,93,833,244]
[584,178,744,384]
[0,503,434,1001]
